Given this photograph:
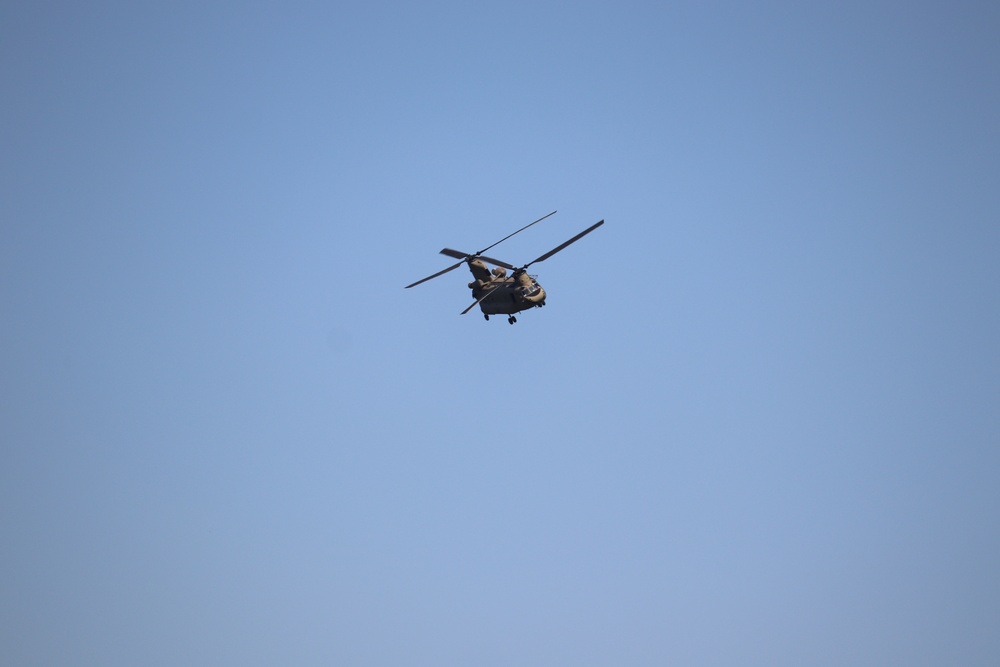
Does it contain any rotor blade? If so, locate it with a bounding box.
[478,255,516,270]
[408,211,556,289]
[461,283,501,314]
[440,248,515,270]
[476,210,557,256]
[524,219,604,268]
[404,260,464,288]
[439,248,470,261]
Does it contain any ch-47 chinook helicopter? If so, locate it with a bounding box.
[405,211,604,324]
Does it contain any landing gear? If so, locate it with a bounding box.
[507,315,517,325]
[484,314,489,321]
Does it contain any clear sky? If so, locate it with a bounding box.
[2,1,998,665]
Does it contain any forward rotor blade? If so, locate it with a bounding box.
[524,219,604,268]
[461,283,501,314]
[404,260,464,288]
[477,210,556,256]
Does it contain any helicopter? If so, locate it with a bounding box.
[405,211,604,324]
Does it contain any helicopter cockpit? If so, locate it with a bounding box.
[520,280,542,298]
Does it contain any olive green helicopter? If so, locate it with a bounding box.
[405,211,604,324]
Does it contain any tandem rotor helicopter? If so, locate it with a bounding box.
[405,211,604,324]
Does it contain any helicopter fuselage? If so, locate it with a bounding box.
[467,258,546,316]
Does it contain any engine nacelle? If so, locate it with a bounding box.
[469,278,492,290]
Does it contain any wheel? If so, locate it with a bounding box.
[508,316,515,325]
[484,314,489,321]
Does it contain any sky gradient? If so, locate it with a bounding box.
[2,2,999,665]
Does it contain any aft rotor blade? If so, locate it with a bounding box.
[439,248,515,270]
[461,283,501,314]
[404,260,464,288]
[524,219,604,268]
[477,210,557,256]
[406,211,555,289]
[439,248,470,261]
[479,255,515,270]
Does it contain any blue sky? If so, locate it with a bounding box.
[2,1,999,665]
